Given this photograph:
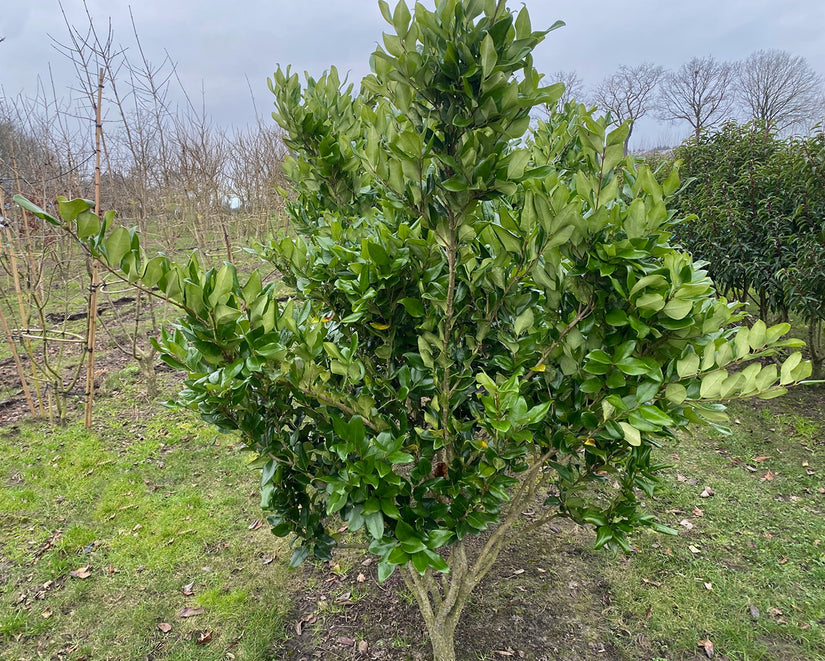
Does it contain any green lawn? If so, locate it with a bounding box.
[0,372,292,661]
[606,391,825,660]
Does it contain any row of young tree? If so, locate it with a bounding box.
[0,10,289,422]
[664,122,825,377]
[555,50,824,151]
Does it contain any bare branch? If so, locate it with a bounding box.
[591,62,663,152]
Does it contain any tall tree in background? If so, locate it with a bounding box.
[657,56,736,141]
[591,62,663,153]
[736,49,824,133]
[550,69,583,109]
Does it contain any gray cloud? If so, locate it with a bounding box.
[2,0,823,147]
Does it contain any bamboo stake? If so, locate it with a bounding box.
[0,303,36,415]
[84,67,104,429]
[0,191,36,414]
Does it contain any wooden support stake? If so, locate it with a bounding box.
[84,68,104,429]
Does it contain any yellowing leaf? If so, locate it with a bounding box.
[370,322,390,330]
[619,422,641,446]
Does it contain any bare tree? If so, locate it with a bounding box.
[591,62,664,153]
[552,70,584,109]
[657,56,736,142]
[736,49,824,133]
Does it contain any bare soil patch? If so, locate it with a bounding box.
[274,521,620,661]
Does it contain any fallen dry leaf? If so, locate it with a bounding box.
[357,640,368,653]
[680,519,694,530]
[749,604,760,619]
[356,573,366,583]
[697,638,715,658]
[182,582,195,596]
[248,519,263,531]
[157,622,172,633]
[194,630,212,645]
[336,636,355,646]
[769,607,784,616]
[261,557,274,565]
[693,506,704,517]
[69,566,92,579]
[295,613,317,636]
[641,577,662,587]
[704,582,713,591]
[764,470,774,481]
[754,456,771,463]
[41,609,52,619]
[688,545,702,555]
[495,651,515,657]
[178,607,205,618]
[700,486,714,498]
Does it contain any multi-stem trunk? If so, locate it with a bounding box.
[402,541,474,661]
[401,455,553,660]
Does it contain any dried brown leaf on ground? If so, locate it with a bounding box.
[178,607,205,618]
[194,630,213,644]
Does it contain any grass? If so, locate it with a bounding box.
[605,392,825,660]
[0,372,292,661]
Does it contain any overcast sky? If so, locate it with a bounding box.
[2,0,824,149]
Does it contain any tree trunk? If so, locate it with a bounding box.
[425,618,459,661]
[809,320,824,381]
[137,354,158,399]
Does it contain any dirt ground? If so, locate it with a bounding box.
[273,521,622,661]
